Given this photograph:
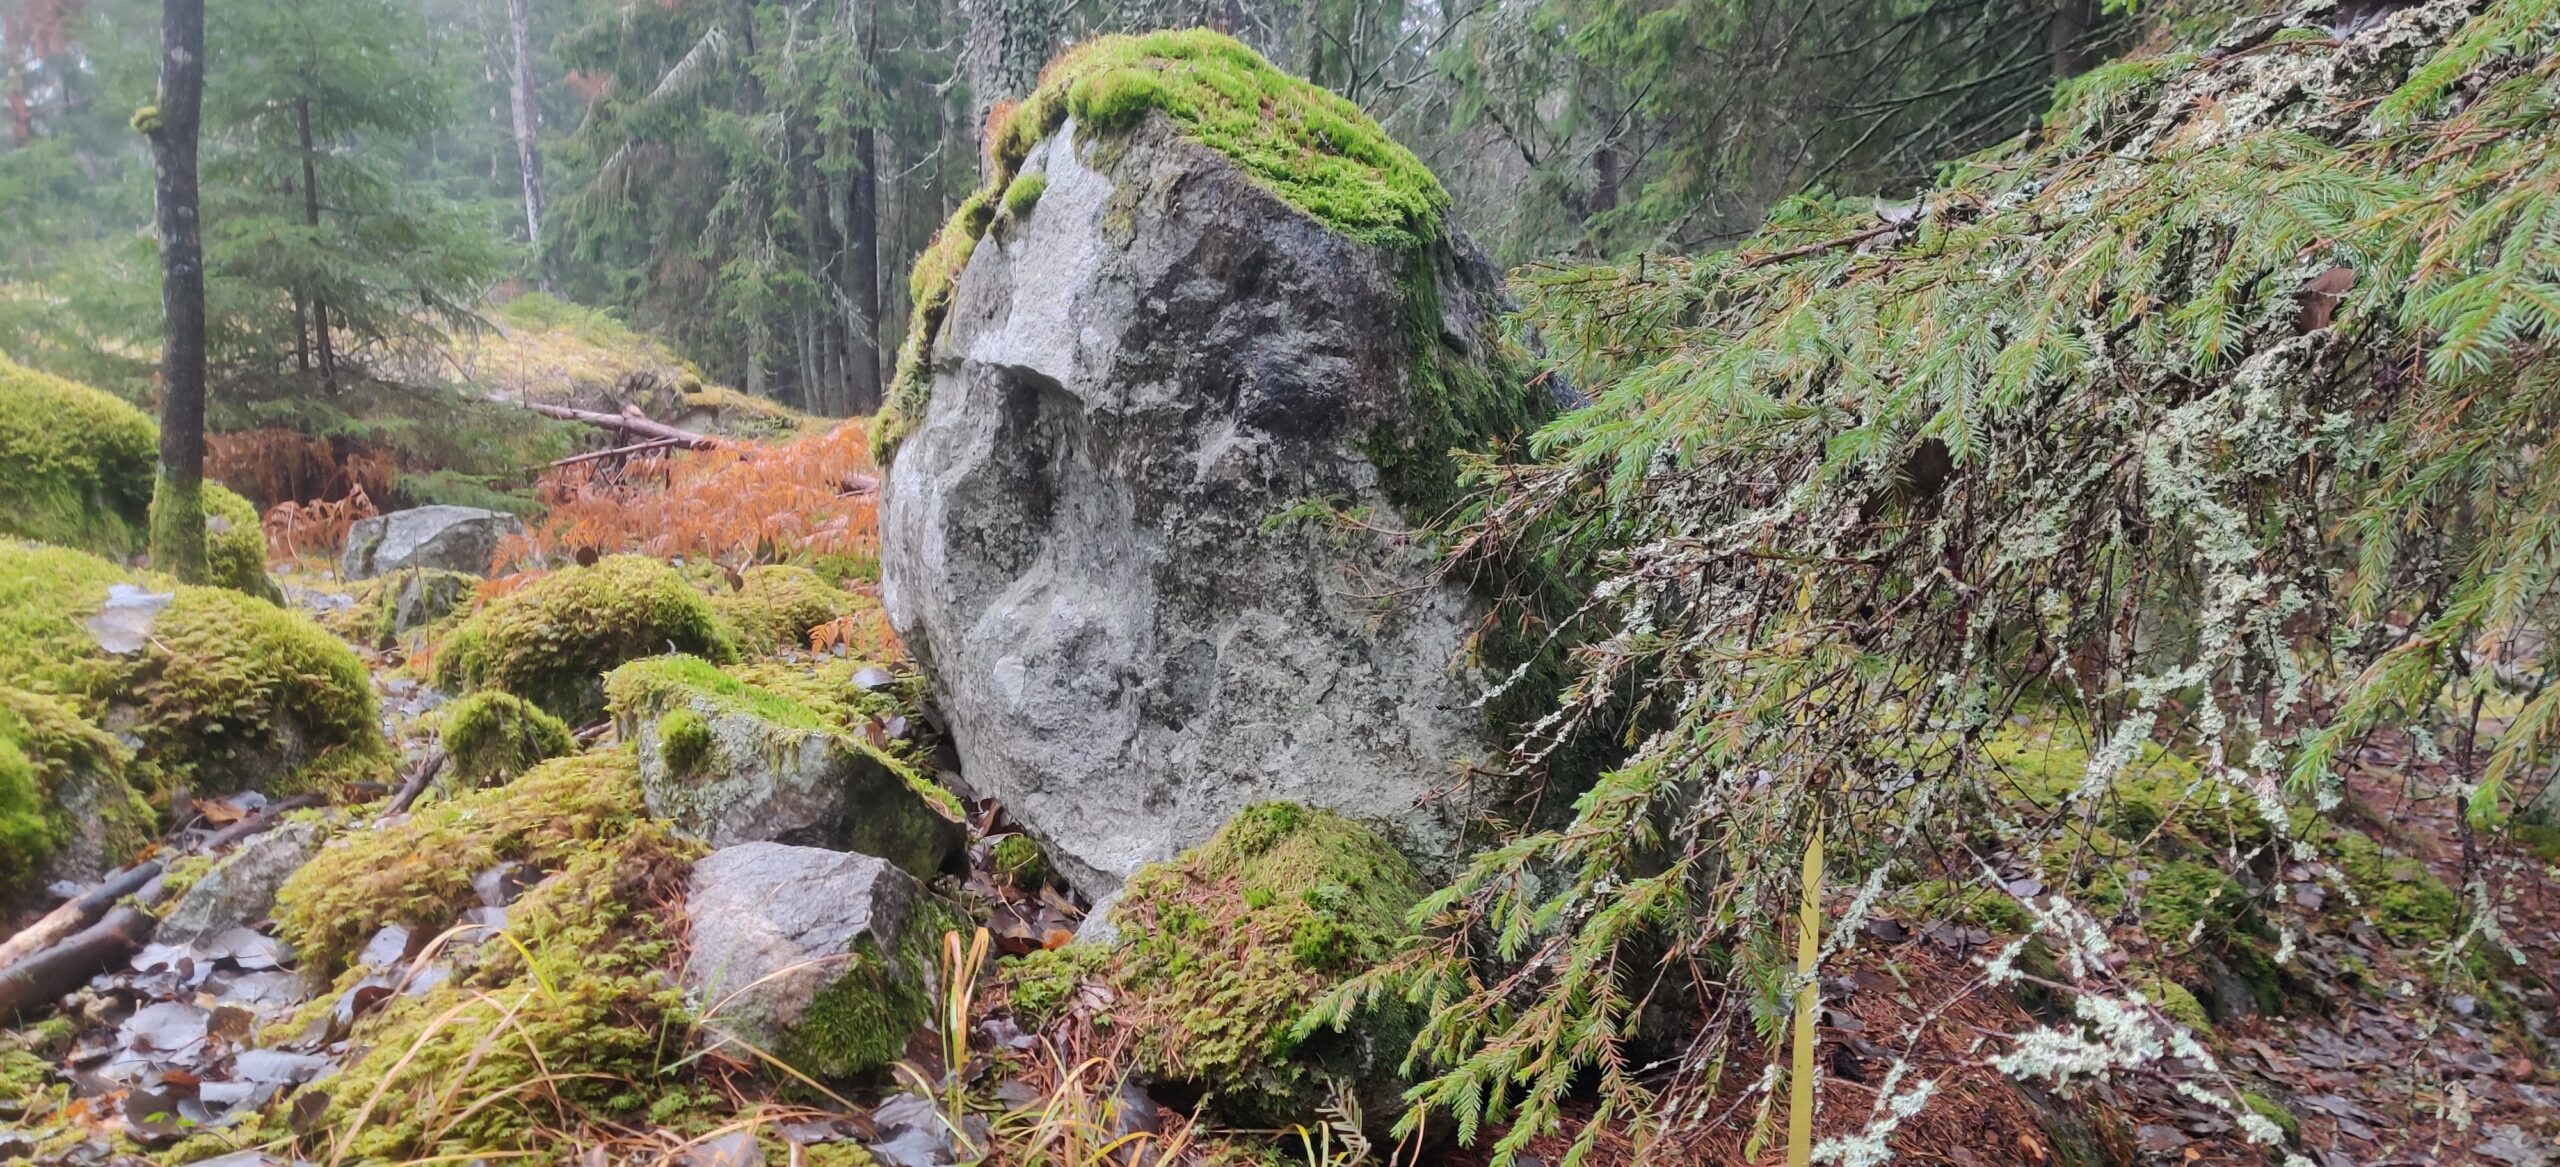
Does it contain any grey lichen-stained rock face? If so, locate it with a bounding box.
[879,118,1536,895]
[339,506,523,580]
[682,842,945,1079]
[156,820,324,945]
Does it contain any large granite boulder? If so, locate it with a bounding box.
[682,842,951,1079]
[878,33,1548,894]
[340,506,522,580]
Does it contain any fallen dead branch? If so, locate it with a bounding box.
[0,894,163,1020]
[0,862,163,970]
[510,399,716,450]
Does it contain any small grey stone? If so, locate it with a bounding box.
[156,821,323,946]
[683,843,940,1079]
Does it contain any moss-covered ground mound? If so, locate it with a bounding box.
[1094,802,1426,1126]
[430,555,738,723]
[0,542,389,803]
[264,748,700,1159]
[439,688,576,787]
[713,563,869,652]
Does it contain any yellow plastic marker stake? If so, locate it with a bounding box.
[1788,821,1824,1167]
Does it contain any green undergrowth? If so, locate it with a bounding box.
[209,373,578,515]
[0,541,388,802]
[274,748,672,975]
[438,689,576,787]
[273,776,699,1161]
[877,28,1541,494]
[1103,802,1426,1126]
[430,555,738,724]
[712,563,868,652]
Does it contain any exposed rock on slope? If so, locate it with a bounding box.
[879,32,1545,893]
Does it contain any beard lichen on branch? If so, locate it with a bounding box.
[1310,0,2560,1160]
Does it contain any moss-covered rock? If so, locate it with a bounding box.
[0,542,389,802]
[877,28,1528,472]
[2326,826,2462,947]
[0,358,280,601]
[0,357,158,558]
[202,484,282,603]
[438,690,576,787]
[0,686,152,910]
[605,655,962,877]
[329,566,479,649]
[430,555,738,723]
[713,563,867,652]
[684,842,961,1080]
[275,747,659,975]
[1102,803,1425,1127]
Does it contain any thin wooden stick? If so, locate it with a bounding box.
[550,437,687,467]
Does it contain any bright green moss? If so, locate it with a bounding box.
[275,748,654,975]
[2135,974,2213,1035]
[2240,1092,2299,1142]
[1982,718,2270,853]
[2327,826,2462,947]
[1107,803,1425,1123]
[0,356,157,557]
[2121,859,2255,948]
[0,542,388,798]
[604,654,964,827]
[784,939,933,1079]
[201,484,280,603]
[430,555,738,724]
[0,359,279,602]
[1001,171,1047,220]
[300,826,696,1160]
[1002,944,1104,1028]
[0,723,53,886]
[438,689,575,787]
[2516,821,2560,865]
[658,707,712,773]
[990,833,1048,887]
[713,563,864,652]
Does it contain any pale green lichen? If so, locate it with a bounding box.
[430,555,738,724]
[438,689,575,787]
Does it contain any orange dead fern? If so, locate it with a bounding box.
[496,421,881,575]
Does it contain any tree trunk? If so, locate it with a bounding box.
[841,0,881,415]
[2048,0,2099,79]
[145,0,208,583]
[844,120,882,413]
[505,0,551,288]
[296,96,338,392]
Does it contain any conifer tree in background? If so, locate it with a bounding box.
[201,0,501,388]
[141,0,207,582]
